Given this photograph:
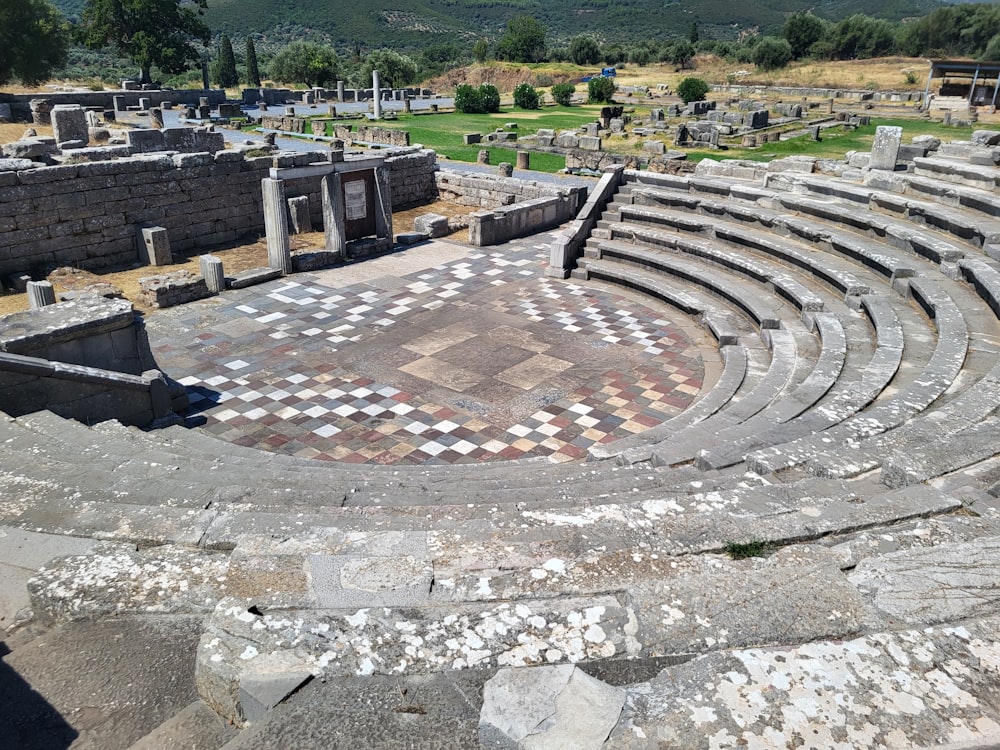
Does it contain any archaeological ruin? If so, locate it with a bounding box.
[4,78,1000,748]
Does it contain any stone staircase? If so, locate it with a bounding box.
[8,139,1000,748]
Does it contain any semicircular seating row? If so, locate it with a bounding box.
[579,147,1000,491]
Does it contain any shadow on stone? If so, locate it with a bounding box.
[0,642,78,750]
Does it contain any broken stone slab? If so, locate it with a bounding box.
[2,138,56,160]
[0,158,35,171]
[849,537,1000,628]
[479,665,624,749]
[972,130,1000,147]
[606,617,1000,749]
[196,594,636,726]
[414,212,450,238]
[213,669,487,746]
[870,125,903,170]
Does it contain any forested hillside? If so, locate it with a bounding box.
[49,0,945,53]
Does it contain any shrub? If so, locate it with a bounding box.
[551,82,575,106]
[479,84,501,113]
[513,82,540,109]
[454,83,484,113]
[587,75,615,103]
[677,76,710,104]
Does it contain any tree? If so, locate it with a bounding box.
[513,82,540,109]
[268,42,338,87]
[677,76,709,103]
[587,76,615,104]
[78,0,210,85]
[495,15,546,63]
[213,34,238,89]
[827,15,896,60]
[551,82,575,106]
[569,35,601,66]
[246,36,261,87]
[752,36,792,71]
[0,0,70,86]
[361,49,418,89]
[782,12,826,59]
[667,40,695,69]
[688,21,699,44]
[472,39,491,63]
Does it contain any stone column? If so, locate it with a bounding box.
[287,196,312,234]
[27,281,56,309]
[516,151,530,170]
[200,255,225,293]
[372,70,382,119]
[477,149,490,165]
[337,80,345,102]
[374,165,393,245]
[262,178,292,274]
[321,172,347,262]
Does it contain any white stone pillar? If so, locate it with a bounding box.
[262,178,292,274]
[373,70,382,119]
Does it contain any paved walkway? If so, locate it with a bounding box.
[146,231,710,465]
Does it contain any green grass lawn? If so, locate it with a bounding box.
[683,117,977,163]
[358,105,607,173]
[294,105,979,173]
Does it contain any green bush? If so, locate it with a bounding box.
[677,76,710,104]
[587,75,615,103]
[478,83,500,113]
[513,82,540,109]
[454,83,484,113]
[551,82,575,106]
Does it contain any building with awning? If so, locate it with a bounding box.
[923,59,1000,109]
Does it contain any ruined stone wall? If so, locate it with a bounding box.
[387,149,437,208]
[0,90,226,121]
[0,148,439,276]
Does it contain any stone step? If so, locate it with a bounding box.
[913,155,1000,191]
[748,280,970,475]
[693,312,859,471]
[603,216,828,314]
[181,481,962,728]
[881,416,1000,488]
[622,178,917,292]
[869,169,1000,240]
[591,340,750,464]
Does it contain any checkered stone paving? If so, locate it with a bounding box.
[148,235,707,465]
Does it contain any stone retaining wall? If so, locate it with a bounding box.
[0,295,171,426]
[0,90,226,121]
[0,148,439,277]
[435,171,587,246]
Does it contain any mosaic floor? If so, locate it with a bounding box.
[148,233,707,464]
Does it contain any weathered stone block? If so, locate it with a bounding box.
[138,226,172,266]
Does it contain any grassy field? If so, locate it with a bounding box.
[683,118,978,163]
[348,105,610,173]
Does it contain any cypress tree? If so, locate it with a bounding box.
[215,34,238,89]
[246,35,261,87]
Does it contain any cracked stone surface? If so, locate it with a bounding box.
[606,618,1000,749]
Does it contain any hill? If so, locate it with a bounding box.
[49,0,948,54]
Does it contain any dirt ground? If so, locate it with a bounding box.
[0,200,473,317]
